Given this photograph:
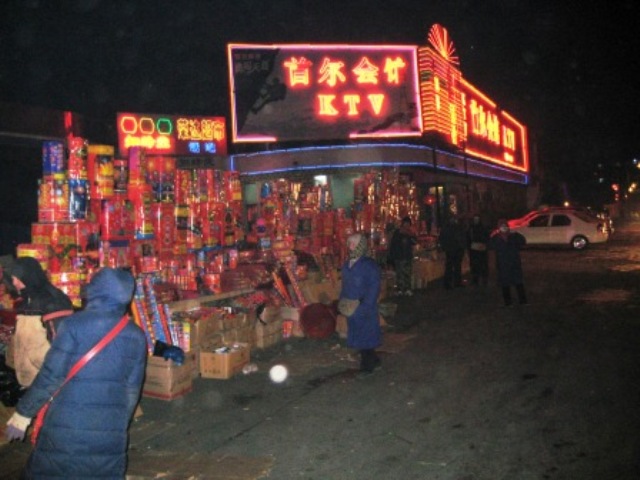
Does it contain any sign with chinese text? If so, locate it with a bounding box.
[228,44,422,142]
[116,113,227,157]
[460,79,528,172]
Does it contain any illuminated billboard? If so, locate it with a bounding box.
[116,113,227,157]
[228,44,422,143]
[460,78,528,172]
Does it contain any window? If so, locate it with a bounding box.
[529,215,549,227]
[551,214,571,227]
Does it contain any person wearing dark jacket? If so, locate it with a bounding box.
[467,214,491,286]
[8,256,74,387]
[5,267,147,479]
[388,216,417,296]
[438,216,467,289]
[489,219,528,306]
[339,233,382,377]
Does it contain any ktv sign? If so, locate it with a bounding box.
[228,44,422,142]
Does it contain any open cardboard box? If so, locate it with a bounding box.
[200,343,250,380]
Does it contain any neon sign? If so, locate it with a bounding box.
[116,113,227,157]
[417,24,528,173]
[418,24,465,147]
[228,44,422,142]
[460,78,528,172]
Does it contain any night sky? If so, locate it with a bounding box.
[1,0,639,210]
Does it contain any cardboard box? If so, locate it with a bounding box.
[143,355,193,401]
[200,343,250,379]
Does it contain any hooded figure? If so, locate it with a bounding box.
[9,257,74,387]
[489,219,528,306]
[339,234,382,376]
[6,267,147,479]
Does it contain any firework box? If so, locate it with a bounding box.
[199,343,250,379]
[142,355,193,401]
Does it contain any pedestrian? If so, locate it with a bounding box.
[388,216,417,296]
[489,219,528,306]
[467,214,490,286]
[4,267,147,479]
[338,233,382,377]
[8,256,74,387]
[438,215,467,289]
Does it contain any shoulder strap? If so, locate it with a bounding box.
[62,315,130,387]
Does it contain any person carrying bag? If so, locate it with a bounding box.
[5,267,147,479]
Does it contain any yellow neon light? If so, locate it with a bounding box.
[283,57,313,86]
[383,57,406,84]
[318,57,346,87]
[352,57,379,84]
[427,24,460,66]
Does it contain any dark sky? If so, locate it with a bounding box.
[1,0,639,199]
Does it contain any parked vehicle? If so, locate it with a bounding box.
[508,210,610,250]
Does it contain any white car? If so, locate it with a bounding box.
[508,210,609,250]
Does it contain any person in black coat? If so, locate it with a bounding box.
[388,216,417,296]
[7,257,74,387]
[467,214,490,286]
[489,219,528,306]
[438,216,467,289]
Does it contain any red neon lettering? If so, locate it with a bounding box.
[318,95,339,116]
[383,57,406,84]
[283,57,313,87]
[318,58,346,87]
[352,57,379,84]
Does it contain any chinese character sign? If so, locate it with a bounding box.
[460,79,528,172]
[228,44,422,142]
[117,113,227,157]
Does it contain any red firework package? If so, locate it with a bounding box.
[100,195,135,240]
[87,145,115,199]
[151,202,175,256]
[67,136,88,179]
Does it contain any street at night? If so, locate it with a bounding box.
[3,221,640,479]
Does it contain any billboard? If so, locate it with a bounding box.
[460,79,528,172]
[116,113,227,157]
[228,44,422,143]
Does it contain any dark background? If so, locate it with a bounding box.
[1,0,639,245]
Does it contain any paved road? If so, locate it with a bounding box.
[2,221,640,479]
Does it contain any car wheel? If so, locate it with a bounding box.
[571,235,588,250]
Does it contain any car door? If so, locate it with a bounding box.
[548,213,572,244]
[521,213,551,244]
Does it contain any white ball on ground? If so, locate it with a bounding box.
[269,364,288,383]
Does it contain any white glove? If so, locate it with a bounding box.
[5,412,32,442]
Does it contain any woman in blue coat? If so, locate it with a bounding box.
[5,267,147,479]
[339,233,382,376]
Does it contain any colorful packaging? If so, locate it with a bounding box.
[113,158,128,194]
[68,178,89,221]
[67,136,88,179]
[88,145,115,199]
[151,203,175,256]
[42,141,65,175]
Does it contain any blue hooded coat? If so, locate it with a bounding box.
[340,255,382,350]
[16,268,147,479]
